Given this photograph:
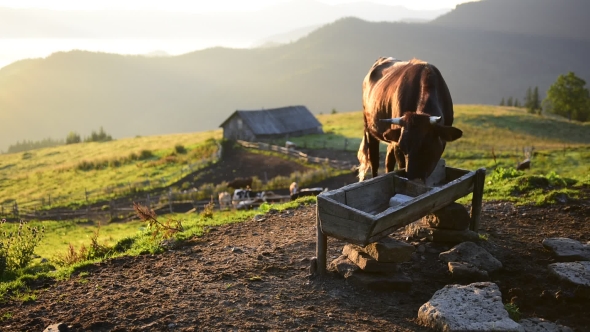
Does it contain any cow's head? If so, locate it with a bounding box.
[380,113,462,181]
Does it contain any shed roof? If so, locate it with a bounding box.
[220,105,322,136]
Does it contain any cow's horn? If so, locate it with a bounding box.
[429,116,441,124]
[380,117,403,125]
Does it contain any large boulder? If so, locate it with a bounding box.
[542,238,590,262]
[439,241,503,273]
[418,282,523,332]
[547,261,590,288]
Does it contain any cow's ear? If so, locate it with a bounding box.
[435,125,463,141]
[383,128,402,142]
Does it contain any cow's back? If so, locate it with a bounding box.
[363,58,453,130]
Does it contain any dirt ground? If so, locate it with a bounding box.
[1,148,589,332]
[2,199,589,332]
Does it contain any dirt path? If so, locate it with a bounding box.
[2,195,589,331]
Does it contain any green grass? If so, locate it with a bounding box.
[0,130,222,210]
[0,196,317,300]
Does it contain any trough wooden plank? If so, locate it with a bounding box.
[367,171,476,242]
[344,175,395,214]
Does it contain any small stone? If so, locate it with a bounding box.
[448,262,489,281]
[422,203,471,230]
[44,323,69,332]
[362,237,415,263]
[342,245,399,272]
[329,255,359,277]
[440,242,503,273]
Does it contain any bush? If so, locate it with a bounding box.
[84,127,113,143]
[174,144,187,154]
[55,226,110,266]
[139,149,154,160]
[0,219,44,276]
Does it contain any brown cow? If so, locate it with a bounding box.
[357,57,463,181]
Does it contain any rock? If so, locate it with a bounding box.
[448,261,489,281]
[342,245,399,272]
[346,270,412,292]
[362,237,415,263]
[439,241,503,273]
[542,238,590,262]
[44,323,69,332]
[519,318,574,332]
[418,282,523,332]
[422,203,471,230]
[547,261,590,288]
[424,227,480,243]
[328,255,359,278]
[253,214,266,222]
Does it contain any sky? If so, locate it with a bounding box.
[0,0,473,11]
[0,0,478,69]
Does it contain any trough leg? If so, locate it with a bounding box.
[315,205,327,276]
[470,168,486,232]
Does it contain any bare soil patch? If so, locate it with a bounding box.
[2,191,589,331]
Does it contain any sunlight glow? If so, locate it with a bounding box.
[0,0,475,12]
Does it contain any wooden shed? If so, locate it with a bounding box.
[219,105,324,141]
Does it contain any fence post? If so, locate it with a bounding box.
[343,139,348,151]
[168,188,173,214]
[13,201,19,219]
[147,194,151,208]
[85,188,90,219]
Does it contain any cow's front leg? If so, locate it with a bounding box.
[385,143,397,173]
[394,144,405,171]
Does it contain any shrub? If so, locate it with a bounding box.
[0,219,45,276]
[133,203,183,239]
[174,144,187,154]
[139,149,154,160]
[55,225,110,266]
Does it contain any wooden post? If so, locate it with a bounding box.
[168,188,173,213]
[470,168,486,232]
[315,205,327,276]
[343,139,348,151]
[85,188,90,218]
[147,194,151,208]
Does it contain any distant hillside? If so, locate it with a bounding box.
[0,1,447,40]
[431,0,590,42]
[1,10,590,150]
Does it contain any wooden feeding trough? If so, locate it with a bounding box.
[314,164,486,275]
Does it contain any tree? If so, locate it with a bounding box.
[543,72,590,122]
[532,86,541,114]
[525,87,535,113]
[507,96,513,106]
[66,131,81,144]
[500,97,505,106]
[514,98,520,108]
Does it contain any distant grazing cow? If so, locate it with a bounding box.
[228,177,253,189]
[358,57,462,182]
[290,187,324,200]
[218,192,231,210]
[289,182,299,195]
[232,189,257,208]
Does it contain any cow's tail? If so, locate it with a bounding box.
[357,130,371,181]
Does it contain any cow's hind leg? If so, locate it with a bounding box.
[367,132,380,178]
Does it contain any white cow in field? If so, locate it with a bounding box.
[218,191,231,210]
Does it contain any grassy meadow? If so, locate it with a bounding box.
[289,105,590,180]
[0,130,222,210]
